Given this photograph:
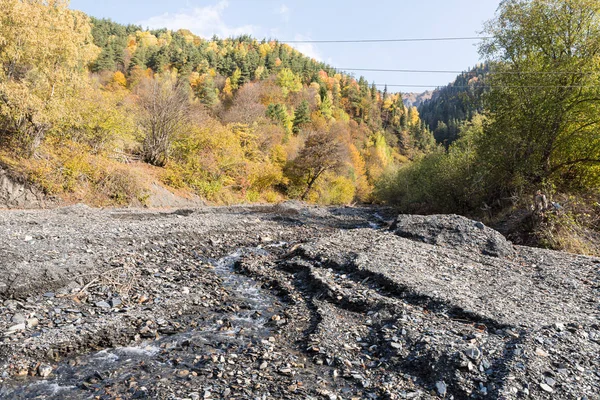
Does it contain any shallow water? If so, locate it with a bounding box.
[0,248,278,399]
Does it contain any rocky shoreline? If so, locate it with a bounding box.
[0,204,598,399]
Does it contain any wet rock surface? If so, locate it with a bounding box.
[0,205,598,399]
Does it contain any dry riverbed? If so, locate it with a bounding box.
[0,204,598,399]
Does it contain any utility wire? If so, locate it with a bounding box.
[374,84,600,88]
[282,36,491,44]
[337,67,596,75]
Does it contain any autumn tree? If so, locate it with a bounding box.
[289,129,346,200]
[136,75,190,166]
[276,68,302,97]
[0,0,99,156]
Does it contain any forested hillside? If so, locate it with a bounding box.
[0,2,434,206]
[378,0,600,255]
[418,64,488,146]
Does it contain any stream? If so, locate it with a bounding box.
[0,248,279,399]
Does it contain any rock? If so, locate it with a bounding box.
[540,382,554,393]
[392,214,515,258]
[465,347,481,360]
[436,381,447,396]
[95,301,111,309]
[535,347,549,357]
[390,342,402,350]
[109,298,122,308]
[6,323,26,334]
[24,235,33,242]
[38,364,53,378]
[545,377,556,387]
[11,314,26,324]
[26,318,39,328]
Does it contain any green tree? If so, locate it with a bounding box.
[480,0,600,193]
[276,68,302,97]
[266,103,292,134]
[320,93,334,120]
[292,100,311,134]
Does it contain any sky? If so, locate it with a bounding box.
[69,0,501,92]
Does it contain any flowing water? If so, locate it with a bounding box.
[0,248,278,399]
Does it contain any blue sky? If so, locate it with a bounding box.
[69,0,501,92]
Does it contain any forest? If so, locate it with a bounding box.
[1,0,599,254]
[0,0,434,207]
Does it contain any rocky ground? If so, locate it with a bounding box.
[0,204,598,399]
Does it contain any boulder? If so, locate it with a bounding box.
[392,214,515,258]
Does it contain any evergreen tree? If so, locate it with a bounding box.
[293,100,311,134]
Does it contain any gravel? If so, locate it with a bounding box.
[0,205,598,399]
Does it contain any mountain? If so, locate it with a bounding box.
[402,91,433,108]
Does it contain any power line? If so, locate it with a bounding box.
[336,67,597,75]
[338,68,465,74]
[374,84,600,89]
[282,36,491,44]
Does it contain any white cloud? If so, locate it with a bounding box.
[290,34,323,62]
[138,1,257,39]
[277,4,290,22]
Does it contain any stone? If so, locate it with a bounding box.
[539,383,554,393]
[11,314,26,324]
[535,347,548,357]
[95,301,111,309]
[465,347,481,360]
[38,364,53,378]
[436,381,447,396]
[392,214,515,258]
[545,377,556,387]
[110,298,122,308]
[26,318,39,328]
[6,323,26,333]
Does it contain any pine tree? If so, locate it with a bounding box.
[293,100,311,134]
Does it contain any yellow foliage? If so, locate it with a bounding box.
[313,174,356,205]
[136,31,158,47]
[0,0,99,155]
[109,71,128,89]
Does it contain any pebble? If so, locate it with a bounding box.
[11,314,26,324]
[26,318,39,328]
[38,365,53,378]
[95,301,111,309]
[6,323,26,333]
[539,382,554,393]
[465,347,481,360]
[436,381,447,396]
[535,347,548,357]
